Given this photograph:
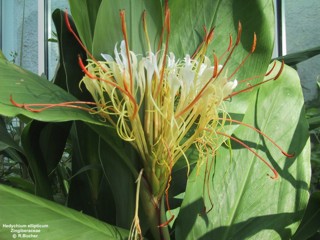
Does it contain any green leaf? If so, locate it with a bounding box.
[292,192,320,240]
[21,122,54,199]
[274,46,320,66]
[0,58,101,125]
[67,122,115,223]
[97,135,137,229]
[0,184,129,239]
[169,0,274,96]
[91,0,163,58]
[68,0,102,52]
[175,63,310,239]
[66,122,137,230]
[20,121,72,199]
[52,9,90,101]
[0,117,23,153]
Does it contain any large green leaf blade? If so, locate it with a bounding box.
[20,121,72,200]
[52,9,90,100]
[92,0,163,58]
[68,0,102,51]
[292,192,320,240]
[175,63,310,239]
[169,0,274,86]
[0,184,129,239]
[67,122,118,225]
[0,59,101,125]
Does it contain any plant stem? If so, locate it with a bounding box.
[158,196,170,240]
[140,179,170,240]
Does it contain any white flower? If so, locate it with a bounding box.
[81,40,238,197]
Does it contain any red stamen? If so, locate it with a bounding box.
[273,60,284,80]
[251,33,257,53]
[219,118,294,158]
[238,61,277,85]
[238,75,262,85]
[120,10,133,94]
[218,34,233,62]
[176,21,255,118]
[227,32,257,81]
[191,26,211,59]
[265,61,277,77]
[176,24,244,118]
[10,95,98,113]
[235,22,242,46]
[10,95,24,108]
[198,140,215,214]
[78,56,95,79]
[216,131,278,179]
[64,10,109,74]
[214,25,242,80]
[213,53,218,78]
[78,56,139,118]
[64,10,96,63]
[157,0,170,51]
[224,77,272,100]
[20,55,139,118]
[158,215,174,228]
[228,34,233,51]
[175,88,204,118]
[206,28,215,44]
[155,8,170,98]
[224,61,285,100]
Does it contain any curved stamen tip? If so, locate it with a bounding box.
[282,151,295,158]
[236,21,242,45]
[10,95,22,108]
[10,96,39,112]
[206,28,215,44]
[64,10,71,31]
[273,60,285,80]
[268,169,279,180]
[78,56,96,79]
[251,32,257,53]
[199,205,213,216]
[158,215,174,228]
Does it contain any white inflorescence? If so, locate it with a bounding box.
[81,40,238,196]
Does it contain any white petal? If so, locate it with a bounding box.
[120,40,128,69]
[101,53,114,62]
[114,42,123,66]
[168,52,176,68]
[223,79,238,96]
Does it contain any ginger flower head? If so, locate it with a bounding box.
[80,30,238,198]
[10,9,291,202]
